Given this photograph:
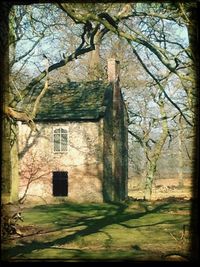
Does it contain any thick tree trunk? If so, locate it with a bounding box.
[2,104,20,204]
[1,2,19,204]
[187,5,199,262]
[88,30,105,80]
[186,4,198,122]
[88,42,103,80]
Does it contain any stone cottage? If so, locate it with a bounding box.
[18,59,128,203]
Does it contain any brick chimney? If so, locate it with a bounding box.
[107,58,121,104]
[107,58,123,202]
[107,58,120,83]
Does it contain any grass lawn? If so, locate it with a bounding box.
[1,198,192,262]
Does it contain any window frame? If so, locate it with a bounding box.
[53,126,68,153]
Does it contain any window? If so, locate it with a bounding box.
[53,128,68,152]
[52,171,68,196]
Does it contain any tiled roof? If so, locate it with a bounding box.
[33,81,112,121]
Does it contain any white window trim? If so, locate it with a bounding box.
[53,126,69,153]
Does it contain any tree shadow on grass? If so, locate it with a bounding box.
[1,201,189,261]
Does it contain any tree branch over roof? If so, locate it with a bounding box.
[57,3,188,75]
[22,23,106,95]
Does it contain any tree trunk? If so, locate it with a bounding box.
[1,2,19,204]
[186,4,198,122]
[187,5,199,261]
[88,42,103,80]
[2,119,20,204]
[88,30,105,80]
[144,101,169,200]
[144,160,156,200]
[178,116,184,188]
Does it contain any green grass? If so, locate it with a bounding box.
[1,199,192,261]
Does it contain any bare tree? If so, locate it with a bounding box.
[19,150,64,204]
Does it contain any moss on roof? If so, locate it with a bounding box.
[34,81,112,121]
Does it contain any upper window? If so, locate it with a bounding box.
[53,128,68,153]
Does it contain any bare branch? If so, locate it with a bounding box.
[22,24,100,95]
[31,77,48,118]
[4,107,36,131]
[128,41,193,127]
[128,130,144,147]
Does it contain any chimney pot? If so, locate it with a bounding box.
[107,58,120,82]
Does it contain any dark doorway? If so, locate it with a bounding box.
[52,171,68,196]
